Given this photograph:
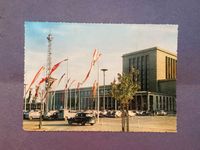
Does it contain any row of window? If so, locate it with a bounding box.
[165,56,177,79]
[128,55,149,91]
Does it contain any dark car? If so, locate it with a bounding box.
[67,112,96,126]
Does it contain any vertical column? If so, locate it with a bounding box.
[135,96,138,110]
[165,97,167,111]
[166,97,168,111]
[111,97,113,109]
[169,97,171,111]
[115,98,117,110]
[172,59,174,79]
[162,97,165,111]
[141,95,143,111]
[147,95,150,111]
[153,95,156,111]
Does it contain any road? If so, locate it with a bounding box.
[23,116,176,132]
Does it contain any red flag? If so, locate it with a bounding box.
[81,65,92,84]
[49,79,56,88]
[26,66,45,95]
[81,49,101,85]
[92,49,101,66]
[34,85,40,98]
[38,77,47,85]
[92,80,98,98]
[49,59,68,75]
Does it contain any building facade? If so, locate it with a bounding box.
[48,85,119,111]
[122,47,177,112]
[29,47,177,113]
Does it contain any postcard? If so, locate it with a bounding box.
[23,22,178,132]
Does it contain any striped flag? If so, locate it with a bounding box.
[34,85,40,98]
[81,66,92,84]
[26,66,45,95]
[81,49,101,85]
[92,49,101,66]
[92,80,98,98]
[38,77,47,85]
[49,59,68,76]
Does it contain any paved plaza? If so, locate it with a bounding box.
[23,116,176,132]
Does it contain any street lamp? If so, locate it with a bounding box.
[65,58,69,109]
[24,84,27,111]
[101,69,108,110]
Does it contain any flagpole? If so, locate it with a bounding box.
[69,89,71,111]
[24,84,27,111]
[66,58,69,110]
[75,89,77,111]
[79,89,81,111]
[97,61,100,123]
[53,91,55,110]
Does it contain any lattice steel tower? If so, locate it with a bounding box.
[47,33,53,77]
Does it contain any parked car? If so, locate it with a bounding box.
[128,110,136,117]
[45,110,59,120]
[157,110,167,116]
[114,110,122,118]
[67,112,96,126]
[99,110,108,118]
[23,110,29,119]
[136,110,149,116]
[29,110,41,120]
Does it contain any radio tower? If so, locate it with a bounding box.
[39,33,53,129]
[47,33,53,76]
[45,33,53,113]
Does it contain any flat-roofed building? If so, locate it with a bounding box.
[30,47,176,113]
[122,47,177,112]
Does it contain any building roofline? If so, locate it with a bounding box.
[53,84,111,93]
[122,47,177,57]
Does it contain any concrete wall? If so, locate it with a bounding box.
[156,49,177,80]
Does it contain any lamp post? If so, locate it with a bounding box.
[101,69,108,110]
[24,84,27,111]
[65,58,69,109]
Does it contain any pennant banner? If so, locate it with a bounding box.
[65,77,71,90]
[81,49,101,85]
[57,73,65,87]
[34,85,40,98]
[49,59,68,76]
[92,49,101,66]
[92,80,98,98]
[26,66,45,95]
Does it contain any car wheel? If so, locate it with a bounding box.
[68,121,72,125]
[90,123,94,126]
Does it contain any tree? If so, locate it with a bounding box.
[111,67,140,132]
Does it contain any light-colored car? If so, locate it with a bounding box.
[157,110,167,116]
[29,110,41,120]
[115,110,122,118]
[128,110,136,117]
[45,110,59,119]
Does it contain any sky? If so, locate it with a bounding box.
[24,22,178,92]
